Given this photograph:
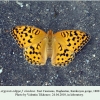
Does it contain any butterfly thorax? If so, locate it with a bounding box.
[47,30,53,58]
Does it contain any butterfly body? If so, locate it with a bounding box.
[11,25,90,67]
[46,30,53,58]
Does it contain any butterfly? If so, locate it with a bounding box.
[11,25,90,67]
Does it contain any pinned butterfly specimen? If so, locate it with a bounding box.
[11,25,90,66]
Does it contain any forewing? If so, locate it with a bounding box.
[11,25,46,48]
[54,30,90,53]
